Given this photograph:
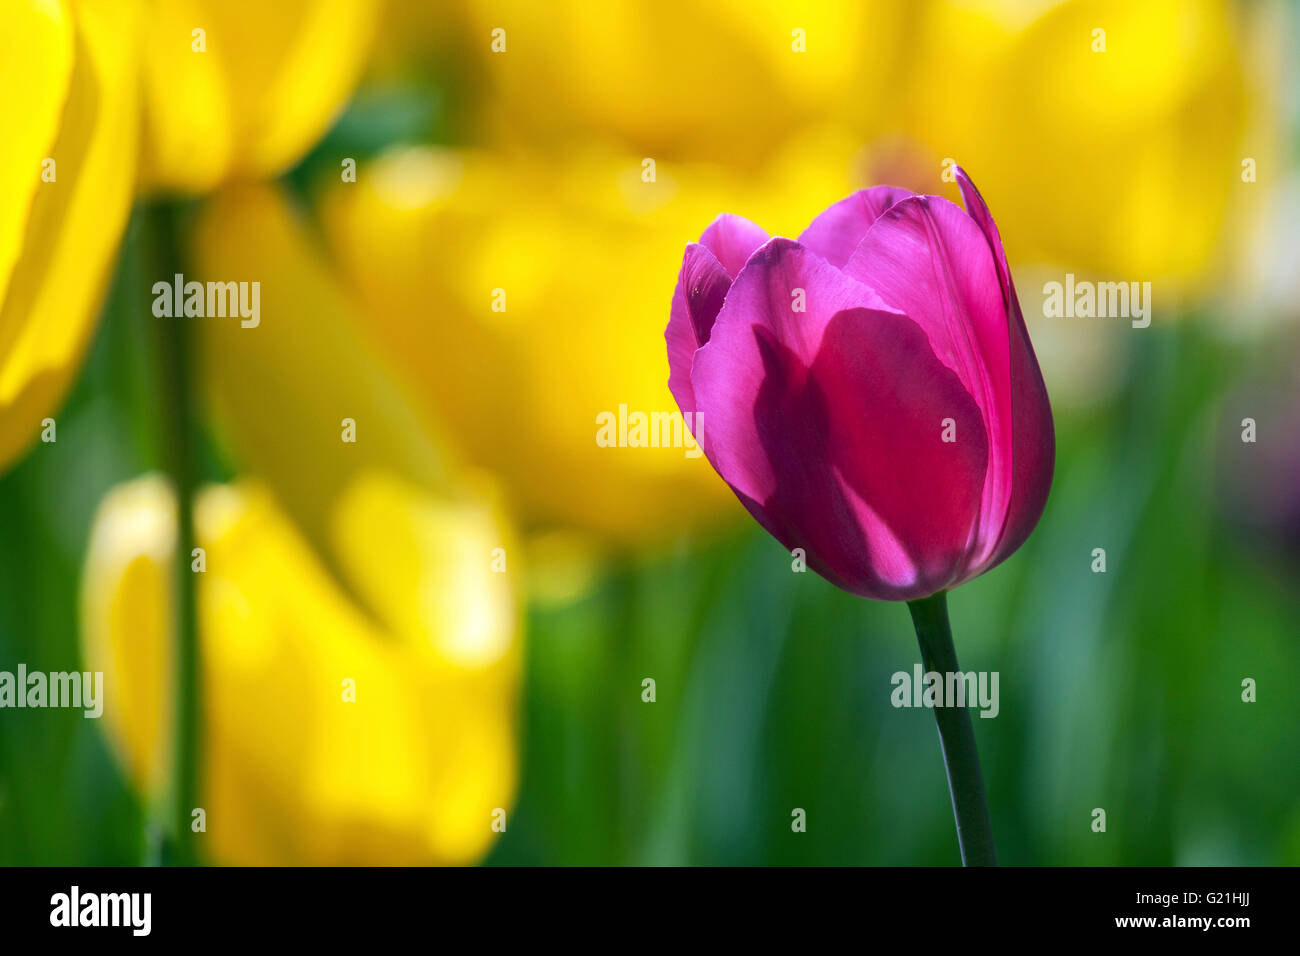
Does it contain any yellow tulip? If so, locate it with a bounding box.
[81,471,520,865]
[895,0,1251,288]
[317,136,872,544]
[138,0,381,193]
[446,0,908,167]
[79,180,523,864]
[441,0,1255,291]
[190,181,459,547]
[0,0,140,471]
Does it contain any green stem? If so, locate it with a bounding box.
[148,202,201,866]
[907,591,997,866]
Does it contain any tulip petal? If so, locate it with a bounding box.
[797,186,914,269]
[692,239,988,599]
[0,0,73,312]
[0,0,139,471]
[954,166,1055,567]
[844,195,1013,572]
[698,212,769,278]
[811,310,990,595]
[666,242,730,417]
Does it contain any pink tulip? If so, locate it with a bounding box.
[667,167,1054,601]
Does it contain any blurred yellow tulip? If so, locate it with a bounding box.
[190,181,459,551]
[896,0,1251,289]
[78,180,523,864]
[317,136,873,544]
[81,471,520,865]
[138,0,381,193]
[0,0,140,471]
[440,0,1256,293]
[448,0,908,167]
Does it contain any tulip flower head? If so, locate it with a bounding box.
[667,167,1054,601]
